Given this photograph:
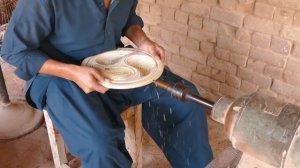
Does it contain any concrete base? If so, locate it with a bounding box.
[0,100,43,140]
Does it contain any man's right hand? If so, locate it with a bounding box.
[39,59,108,94]
[70,65,108,94]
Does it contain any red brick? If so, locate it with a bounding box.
[218,23,236,38]
[196,64,212,76]
[246,58,266,73]
[292,43,300,58]
[192,73,220,91]
[149,26,161,39]
[160,29,173,42]
[188,29,217,43]
[161,7,175,20]
[180,47,207,64]
[211,69,226,82]
[138,2,150,13]
[207,56,237,74]
[210,7,243,28]
[272,79,300,100]
[140,0,155,3]
[251,32,271,49]
[157,0,184,8]
[225,74,242,88]
[249,47,285,67]
[273,8,294,25]
[283,70,300,88]
[200,42,215,56]
[202,0,218,6]
[286,57,300,74]
[170,54,197,70]
[181,2,210,17]
[220,83,245,98]
[257,89,278,98]
[270,36,292,55]
[160,19,188,35]
[256,0,279,5]
[156,39,180,54]
[239,0,255,4]
[230,53,248,66]
[217,36,250,55]
[168,62,192,80]
[203,19,219,33]
[264,65,283,79]
[240,80,259,94]
[237,67,272,88]
[175,10,188,24]
[254,2,275,19]
[237,1,255,14]
[220,0,236,10]
[236,28,251,43]
[188,15,203,29]
[293,12,300,27]
[244,15,280,35]
[185,38,200,50]
[172,33,187,46]
[279,0,298,9]
[150,4,162,16]
[280,26,300,43]
[140,13,161,25]
[215,47,230,61]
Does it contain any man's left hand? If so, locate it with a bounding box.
[138,38,165,63]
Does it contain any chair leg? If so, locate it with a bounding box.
[134,105,143,168]
[44,105,143,168]
[43,110,70,168]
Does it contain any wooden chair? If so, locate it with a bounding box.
[43,105,143,168]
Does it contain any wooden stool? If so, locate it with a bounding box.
[44,105,143,168]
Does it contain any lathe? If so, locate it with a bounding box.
[83,48,300,168]
[154,79,300,168]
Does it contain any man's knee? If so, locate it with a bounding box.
[48,77,74,92]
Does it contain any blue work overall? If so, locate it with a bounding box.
[28,68,213,168]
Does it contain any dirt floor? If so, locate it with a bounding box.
[0,61,230,168]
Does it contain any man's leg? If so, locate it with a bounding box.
[30,75,132,168]
[126,69,213,168]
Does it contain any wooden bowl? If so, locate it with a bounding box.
[82,48,164,89]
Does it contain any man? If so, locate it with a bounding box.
[1,0,213,167]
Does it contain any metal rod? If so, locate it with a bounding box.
[0,63,10,104]
[185,94,214,109]
[154,80,214,109]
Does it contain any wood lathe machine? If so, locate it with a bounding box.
[154,79,300,168]
[82,48,300,168]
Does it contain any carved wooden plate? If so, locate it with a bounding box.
[82,48,164,89]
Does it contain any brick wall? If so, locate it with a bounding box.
[137,0,300,106]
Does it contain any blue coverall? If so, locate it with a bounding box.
[1,0,213,167]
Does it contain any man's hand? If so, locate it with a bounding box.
[39,59,108,94]
[125,25,165,62]
[70,66,108,94]
[138,38,165,62]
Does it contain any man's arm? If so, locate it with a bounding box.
[125,25,165,62]
[39,60,108,93]
[1,0,107,93]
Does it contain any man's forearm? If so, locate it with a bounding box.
[125,24,165,61]
[125,25,149,47]
[39,59,78,81]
